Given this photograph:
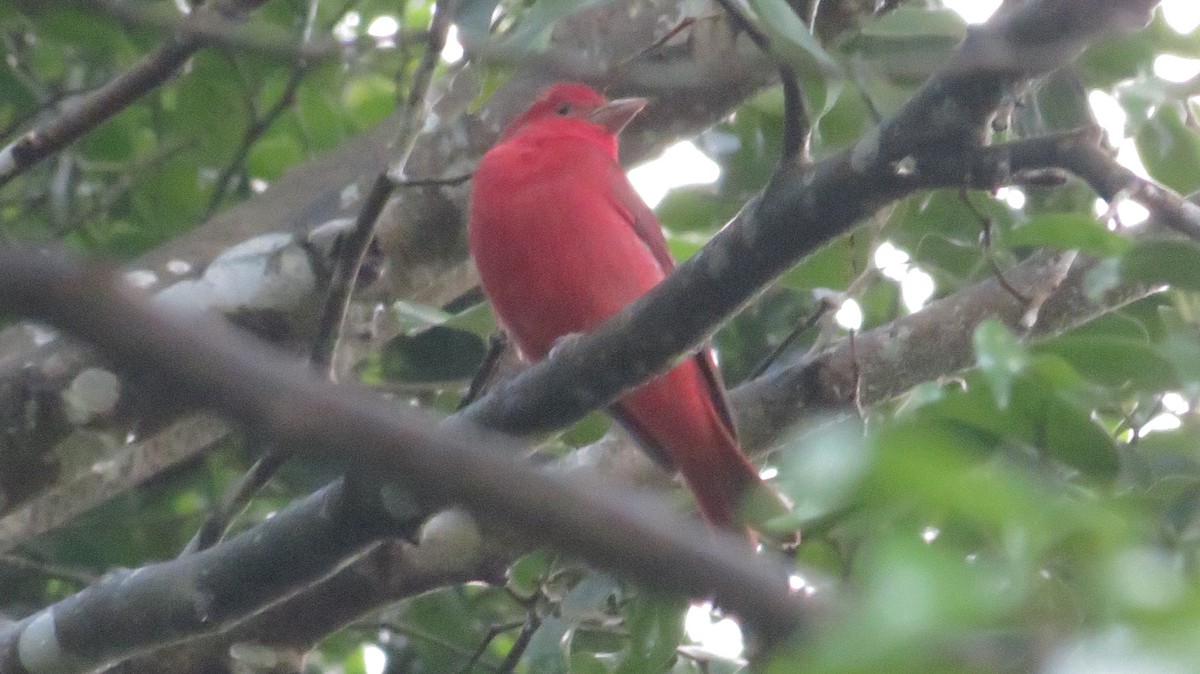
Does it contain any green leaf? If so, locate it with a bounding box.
[813,78,872,153]
[340,645,369,674]
[379,327,486,383]
[392,300,453,334]
[247,135,304,181]
[1004,213,1132,256]
[80,115,136,163]
[455,0,501,50]
[297,70,349,151]
[343,74,397,130]
[780,232,869,290]
[132,157,205,238]
[1034,335,1176,390]
[569,651,609,674]
[1014,69,1097,135]
[33,7,124,56]
[1121,239,1200,291]
[1042,395,1120,481]
[663,229,710,263]
[561,410,612,447]
[1083,256,1123,301]
[499,0,616,51]
[1135,105,1200,195]
[507,550,552,599]
[442,301,498,340]
[846,7,965,92]
[172,53,248,158]
[1026,353,1091,398]
[402,588,488,672]
[523,617,570,674]
[657,190,742,235]
[859,7,966,40]
[776,417,871,521]
[974,320,1029,409]
[616,597,686,674]
[745,0,842,115]
[889,189,1014,252]
[1158,321,1200,388]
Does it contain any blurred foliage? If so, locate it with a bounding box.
[3,0,1200,672]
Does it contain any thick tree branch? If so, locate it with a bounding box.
[0,479,403,674]
[0,414,231,555]
[731,252,1156,448]
[0,0,778,531]
[107,536,480,673]
[0,247,811,673]
[1029,128,1200,239]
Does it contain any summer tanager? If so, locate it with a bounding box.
[468,83,787,535]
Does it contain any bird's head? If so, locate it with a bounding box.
[498,83,648,157]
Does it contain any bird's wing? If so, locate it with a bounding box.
[607,173,677,274]
[608,172,741,443]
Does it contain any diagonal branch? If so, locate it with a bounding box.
[0,246,811,674]
[314,0,460,379]
[453,0,1156,441]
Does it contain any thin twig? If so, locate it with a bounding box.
[398,174,473,188]
[202,66,309,220]
[749,297,833,379]
[183,0,462,554]
[181,442,288,554]
[959,186,1030,304]
[80,0,339,63]
[0,553,98,586]
[496,613,541,674]
[456,619,526,674]
[182,0,339,554]
[315,0,460,379]
[458,333,511,410]
[807,268,878,358]
[310,174,397,377]
[711,0,810,162]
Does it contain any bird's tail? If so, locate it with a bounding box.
[613,357,792,539]
[680,434,792,536]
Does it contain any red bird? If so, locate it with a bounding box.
[468,83,787,535]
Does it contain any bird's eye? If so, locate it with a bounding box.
[555,101,572,116]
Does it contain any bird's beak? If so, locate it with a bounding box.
[588,97,648,134]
